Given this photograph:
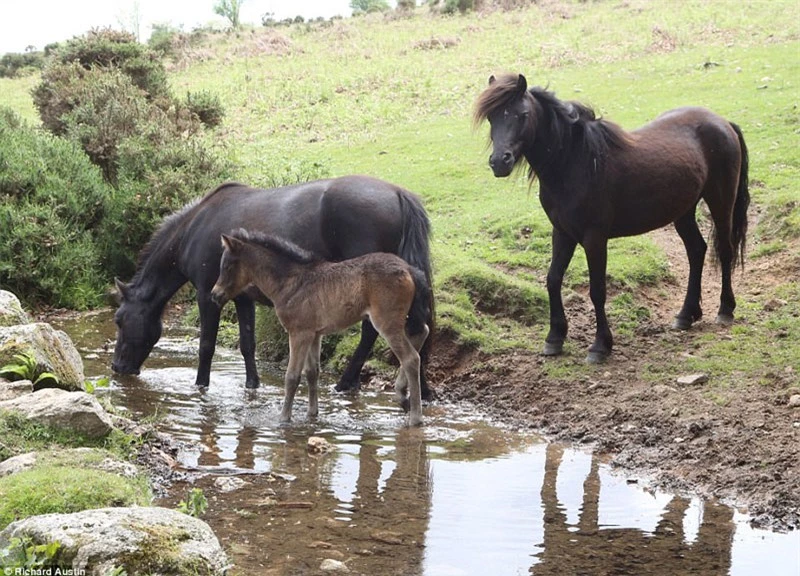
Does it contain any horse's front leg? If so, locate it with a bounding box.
[234,295,260,389]
[335,319,378,394]
[196,290,221,388]
[583,232,613,364]
[544,228,577,356]
[281,332,314,423]
[304,335,322,419]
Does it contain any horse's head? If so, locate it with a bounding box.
[210,234,249,307]
[111,278,163,375]
[475,74,537,178]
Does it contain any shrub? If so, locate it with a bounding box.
[0,109,109,309]
[0,51,44,78]
[185,90,225,128]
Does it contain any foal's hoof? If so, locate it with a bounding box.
[671,316,693,331]
[585,351,609,365]
[715,313,734,327]
[542,342,564,357]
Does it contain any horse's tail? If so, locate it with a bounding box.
[728,122,750,270]
[396,189,435,383]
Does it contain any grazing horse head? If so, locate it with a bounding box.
[111,278,163,376]
[475,74,537,177]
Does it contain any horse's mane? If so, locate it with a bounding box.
[131,182,243,283]
[230,229,320,265]
[474,74,633,179]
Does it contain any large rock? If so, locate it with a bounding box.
[0,388,113,438]
[0,290,30,327]
[0,507,230,575]
[0,322,84,391]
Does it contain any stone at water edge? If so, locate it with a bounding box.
[788,394,800,408]
[320,559,350,573]
[214,476,249,493]
[0,322,85,391]
[0,507,229,575]
[0,290,30,327]
[0,388,113,439]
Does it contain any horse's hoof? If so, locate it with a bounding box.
[671,316,692,331]
[586,351,609,365]
[542,342,564,356]
[407,415,423,427]
[334,381,360,395]
[245,380,260,390]
[715,313,734,326]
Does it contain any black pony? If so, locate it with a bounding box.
[111,176,435,397]
[475,74,749,363]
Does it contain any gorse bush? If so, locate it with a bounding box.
[0,109,108,309]
[27,29,231,283]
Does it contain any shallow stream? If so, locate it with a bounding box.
[54,310,799,576]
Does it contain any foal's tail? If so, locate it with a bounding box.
[729,122,750,270]
[407,266,432,343]
[397,189,435,363]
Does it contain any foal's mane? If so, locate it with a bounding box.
[230,229,320,265]
[474,74,633,179]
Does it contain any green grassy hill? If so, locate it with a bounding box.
[3,0,798,358]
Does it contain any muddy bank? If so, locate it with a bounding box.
[430,232,800,532]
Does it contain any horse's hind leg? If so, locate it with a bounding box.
[335,319,378,394]
[304,335,322,419]
[672,209,707,330]
[705,190,737,325]
[544,228,577,356]
[281,332,314,423]
[234,295,260,388]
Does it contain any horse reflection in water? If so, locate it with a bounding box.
[534,443,736,575]
[210,230,431,427]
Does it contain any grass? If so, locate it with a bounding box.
[0,461,151,530]
[2,0,798,366]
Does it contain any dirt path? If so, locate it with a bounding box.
[430,225,800,531]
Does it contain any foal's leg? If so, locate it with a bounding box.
[304,335,322,419]
[281,332,314,423]
[234,295,260,389]
[195,290,221,388]
[382,328,423,426]
[672,209,707,330]
[335,319,378,394]
[394,324,430,409]
[583,231,613,364]
[544,228,578,356]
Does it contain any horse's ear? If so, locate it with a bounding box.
[516,74,528,94]
[488,75,496,85]
[114,278,129,302]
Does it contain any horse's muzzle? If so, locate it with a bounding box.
[111,361,140,376]
[489,151,514,177]
[210,288,227,307]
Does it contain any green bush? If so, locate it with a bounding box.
[185,90,225,128]
[0,109,109,309]
[0,51,44,78]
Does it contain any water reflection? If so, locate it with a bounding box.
[54,311,799,576]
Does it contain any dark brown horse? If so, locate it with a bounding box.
[111,176,435,395]
[474,74,750,363]
[211,230,431,426]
